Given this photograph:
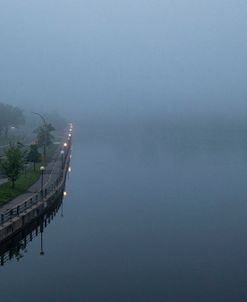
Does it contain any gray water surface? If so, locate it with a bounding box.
[1,128,247,301]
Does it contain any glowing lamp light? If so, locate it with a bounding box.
[68,167,71,172]
[63,191,67,197]
[63,143,68,147]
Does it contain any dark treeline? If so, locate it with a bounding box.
[0,102,67,141]
[0,103,25,138]
[0,101,67,190]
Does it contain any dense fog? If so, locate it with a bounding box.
[0,0,246,123]
[2,3,247,301]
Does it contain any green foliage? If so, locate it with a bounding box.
[34,123,55,147]
[0,103,25,138]
[0,143,59,205]
[27,144,42,171]
[0,166,41,205]
[1,144,25,188]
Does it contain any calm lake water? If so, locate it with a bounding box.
[1,124,247,301]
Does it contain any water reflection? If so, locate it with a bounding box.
[0,194,64,267]
[2,124,247,301]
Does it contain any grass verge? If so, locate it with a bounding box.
[0,143,60,206]
[0,165,41,206]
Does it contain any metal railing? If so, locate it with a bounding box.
[0,132,72,227]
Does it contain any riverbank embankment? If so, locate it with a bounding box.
[0,125,73,244]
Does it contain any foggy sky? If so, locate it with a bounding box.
[0,0,246,120]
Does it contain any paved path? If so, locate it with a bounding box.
[0,178,8,185]
[0,147,63,214]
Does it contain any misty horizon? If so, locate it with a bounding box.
[0,0,246,121]
[1,2,247,301]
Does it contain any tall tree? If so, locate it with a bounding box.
[34,123,55,160]
[27,144,41,171]
[1,144,24,188]
[0,103,25,138]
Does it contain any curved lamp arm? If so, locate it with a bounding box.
[31,112,47,125]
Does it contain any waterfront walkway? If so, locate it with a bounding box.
[0,148,63,214]
[0,125,72,244]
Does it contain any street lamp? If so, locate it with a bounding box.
[60,150,64,169]
[63,143,68,156]
[40,166,45,198]
[32,112,47,161]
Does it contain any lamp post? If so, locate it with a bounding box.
[32,112,47,161]
[60,150,64,170]
[68,166,71,179]
[63,142,68,159]
[69,123,73,132]
[40,166,45,198]
[68,134,72,147]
